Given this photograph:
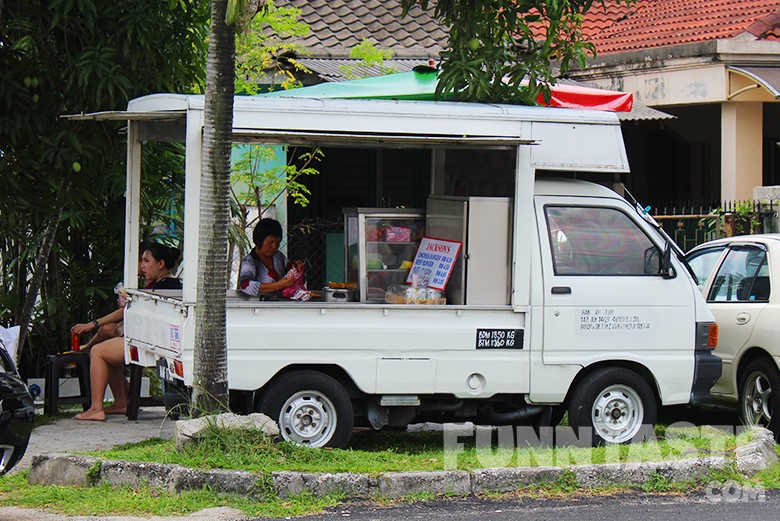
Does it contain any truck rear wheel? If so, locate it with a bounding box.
[567,367,656,445]
[256,370,353,448]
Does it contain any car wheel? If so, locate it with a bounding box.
[256,370,353,448]
[567,367,657,445]
[739,359,780,441]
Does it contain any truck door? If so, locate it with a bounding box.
[534,198,696,378]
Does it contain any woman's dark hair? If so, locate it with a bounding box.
[145,242,180,270]
[252,218,283,249]
[139,240,152,260]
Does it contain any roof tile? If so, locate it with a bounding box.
[564,0,780,54]
[276,0,448,58]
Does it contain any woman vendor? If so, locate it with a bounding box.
[239,218,304,298]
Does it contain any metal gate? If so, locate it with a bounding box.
[651,200,780,252]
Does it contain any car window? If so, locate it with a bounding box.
[708,246,769,302]
[545,206,660,276]
[686,246,726,289]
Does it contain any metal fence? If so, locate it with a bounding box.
[288,218,344,291]
[651,200,780,252]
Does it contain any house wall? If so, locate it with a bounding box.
[576,54,780,201]
[722,102,763,200]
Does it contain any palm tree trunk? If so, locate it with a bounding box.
[191,0,235,416]
[16,198,65,365]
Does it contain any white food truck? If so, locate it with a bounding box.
[77,95,721,447]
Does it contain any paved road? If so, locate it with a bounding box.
[252,490,780,521]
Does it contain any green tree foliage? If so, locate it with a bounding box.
[229,145,323,268]
[228,2,321,284]
[0,1,208,372]
[234,0,311,94]
[339,39,398,80]
[400,0,632,104]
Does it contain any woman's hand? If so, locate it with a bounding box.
[279,276,296,289]
[70,322,96,336]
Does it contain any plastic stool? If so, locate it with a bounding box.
[44,351,91,416]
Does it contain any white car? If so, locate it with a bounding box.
[686,234,780,439]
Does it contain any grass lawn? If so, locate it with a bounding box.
[87,423,750,473]
[0,422,776,518]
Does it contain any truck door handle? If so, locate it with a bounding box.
[551,286,571,295]
[735,312,751,325]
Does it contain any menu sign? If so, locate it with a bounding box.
[406,237,462,290]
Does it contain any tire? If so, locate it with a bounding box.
[567,367,657,445]
[162,381,191,420]
[256,370,354,448]
[548,405,567,427]
[739,359,780,441]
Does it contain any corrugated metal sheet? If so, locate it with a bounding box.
[298,58,433,82]
[617,102,675,122]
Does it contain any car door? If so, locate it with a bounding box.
[536,199,696,371]
[702,244,770,397]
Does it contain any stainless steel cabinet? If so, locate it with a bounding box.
[426,196,512,305]
[344,208,425,302]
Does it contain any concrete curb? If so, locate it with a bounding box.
[28,427,778,500]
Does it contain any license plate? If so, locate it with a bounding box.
[156,360,173,382]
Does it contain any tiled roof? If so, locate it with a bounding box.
[533,0,780,55]
[274,0,448,58]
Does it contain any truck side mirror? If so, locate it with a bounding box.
[661,243,676,279]
[644,245,676,278]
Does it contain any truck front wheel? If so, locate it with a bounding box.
[567,367,657,445]
[255,370,354,448]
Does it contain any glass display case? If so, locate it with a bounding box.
[344,208,425,302]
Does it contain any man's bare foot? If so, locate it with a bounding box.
[104,403,127,415]
[75,410,106,421]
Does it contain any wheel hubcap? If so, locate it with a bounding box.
[743,371,772,427]
[279,390,337,447]
[591,384,644,443]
